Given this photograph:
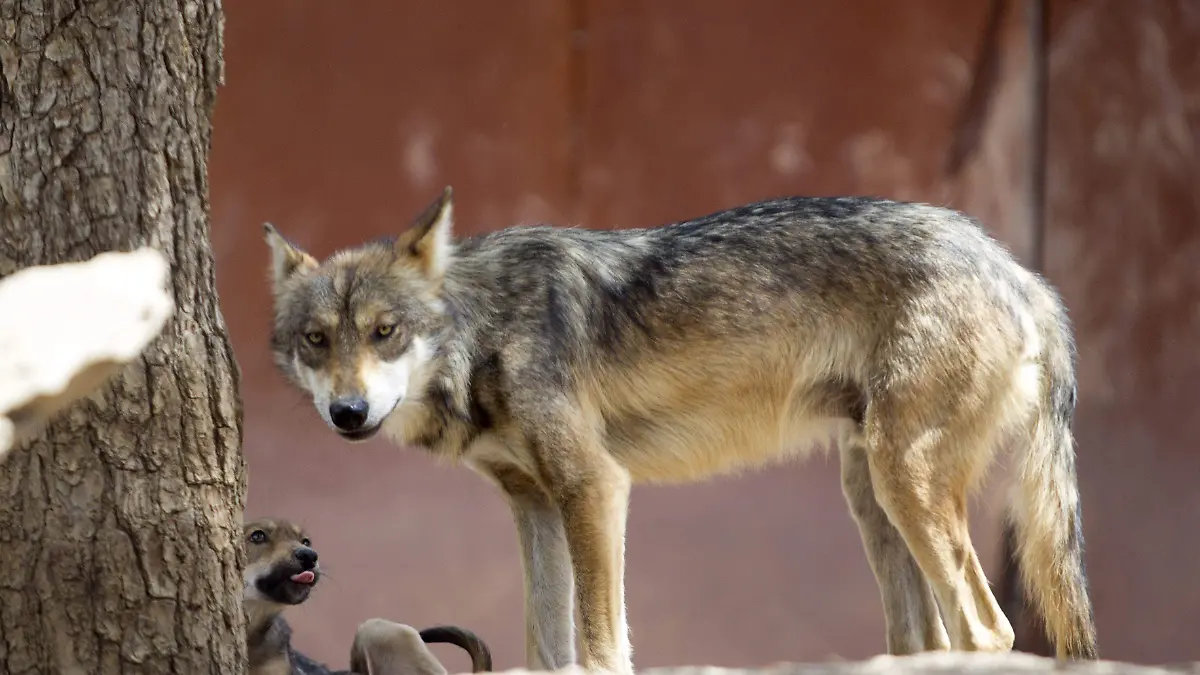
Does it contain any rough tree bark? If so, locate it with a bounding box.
[0,1,244,674]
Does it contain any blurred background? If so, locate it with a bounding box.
[208,0,1199,670]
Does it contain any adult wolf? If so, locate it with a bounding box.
[264,189,1097,672]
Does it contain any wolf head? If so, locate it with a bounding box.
[243,517,321,607]
[263,187,455,442]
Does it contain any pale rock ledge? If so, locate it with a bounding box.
[480,653,1198,675]
[0,247,173,458]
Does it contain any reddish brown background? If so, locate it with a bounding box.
[208,0,1200,670]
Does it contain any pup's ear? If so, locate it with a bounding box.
[395,186,454,280]
[262,223,318,292]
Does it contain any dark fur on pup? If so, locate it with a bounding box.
[243,518,492,675]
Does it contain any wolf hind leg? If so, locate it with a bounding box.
[863,391,1015,653]
[841,440,951,654]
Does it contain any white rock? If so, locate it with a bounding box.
[0,247,173,457]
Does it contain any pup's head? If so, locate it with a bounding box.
[243,518,322,607]
[263,188,456,442]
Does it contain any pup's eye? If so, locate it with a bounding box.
[373,324,395,339]
[304,331,326,346]
[301,538,311,547]
[249,530,267,544]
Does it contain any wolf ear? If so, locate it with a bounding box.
[396,186,454,280]
[262,223,318,292]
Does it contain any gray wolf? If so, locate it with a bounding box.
[263,188,1098,672]
[243,517,493,675]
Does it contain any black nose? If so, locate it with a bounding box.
[329,397,369,431]
[294,546,318,569]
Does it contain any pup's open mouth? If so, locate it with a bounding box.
[256,565,319,604]
[337,425,380,442]
[290,570,316,585]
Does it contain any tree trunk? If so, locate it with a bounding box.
[0,1,244,674]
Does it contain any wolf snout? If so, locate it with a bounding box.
[293,546,318,570]
[329,397,369,431]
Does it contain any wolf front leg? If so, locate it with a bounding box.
[489,466,577,671]
[551,449,633,675]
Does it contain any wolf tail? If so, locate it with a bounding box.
[1007,289,1098,659]
[420,625,494,672]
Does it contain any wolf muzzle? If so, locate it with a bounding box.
[329,396,370,432]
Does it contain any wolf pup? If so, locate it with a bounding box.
[243,518,492,675]
[263,189,1097,672]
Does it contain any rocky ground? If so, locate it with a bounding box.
[485,653,1200,675]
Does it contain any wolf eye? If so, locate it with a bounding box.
[249,530,267,544]
[373,324,395,339]
[304,331,326,346]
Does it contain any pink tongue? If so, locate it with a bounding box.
[290,570,315,584]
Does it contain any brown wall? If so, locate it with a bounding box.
[209,1,1200,669]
